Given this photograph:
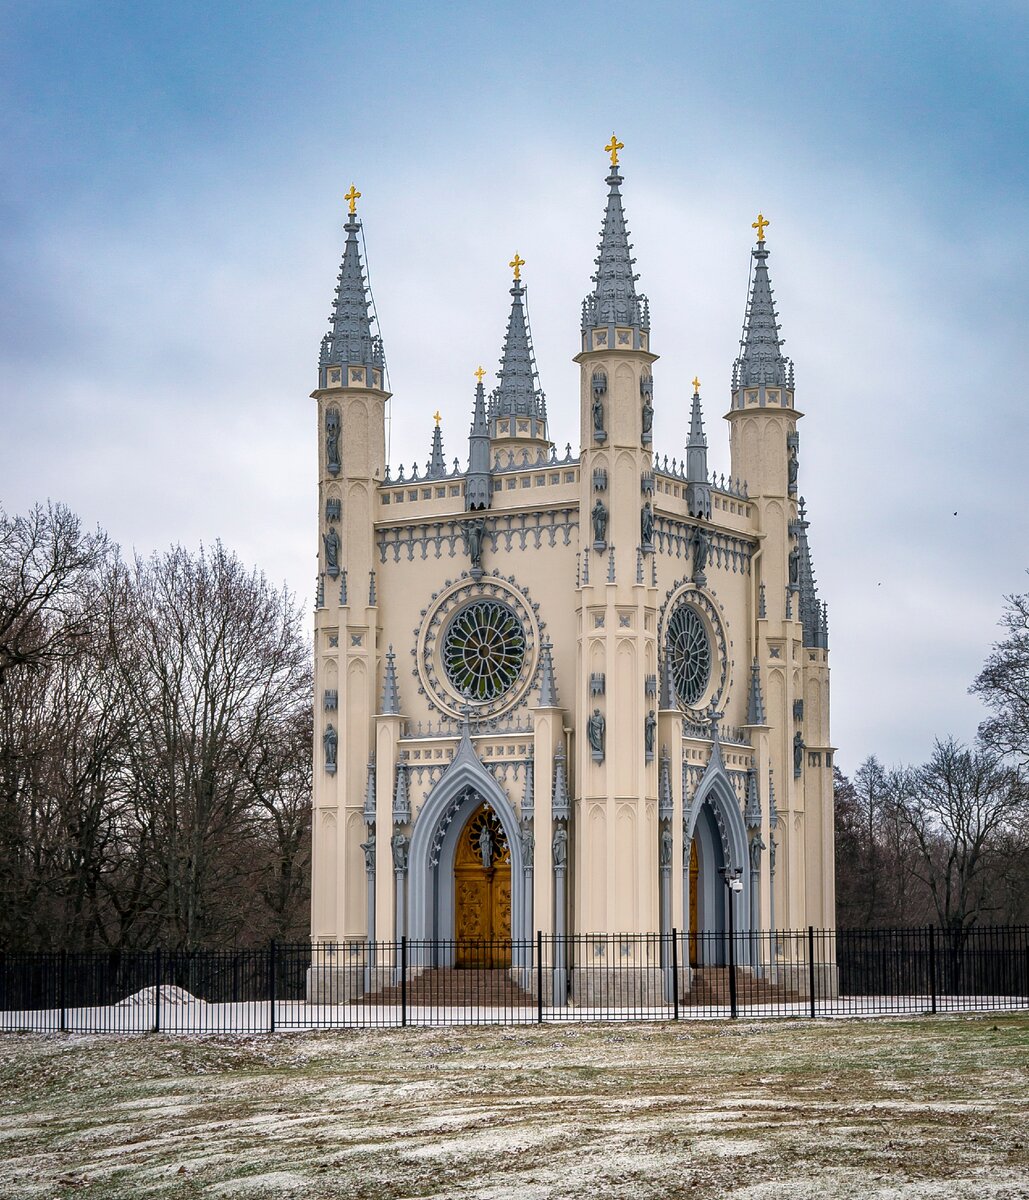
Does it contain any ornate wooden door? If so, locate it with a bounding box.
[688,838,700,966]
[454,803,511,967]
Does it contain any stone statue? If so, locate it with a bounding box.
[789,545,800,588]
[660,825,673,868]
[464,516,485,572]
[391,832,409,873]
[644,709,656,757]
[769,836,777,875]
[323,724,338,771]
[552,823,568,868]
[591,498,608,545]
[587,708,606,759]
[360,835,376,873]
[641,501,654,548]
[793,730,805,776]
[520,823,534,863]
[691,526,709,576]
[323,526,341,577]
[641,398,654,440]
[749,833,766,872]
[788,452,799,491]
[325,409,341,475]
[592,391,605,435]
[477,822,494,870]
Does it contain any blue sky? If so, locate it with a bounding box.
[2,1,1027,773]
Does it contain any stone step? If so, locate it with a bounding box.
[361,966,535,1008]
[683,966,801,1006]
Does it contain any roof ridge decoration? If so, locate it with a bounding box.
[319,185,384,384]
[582,136,649,334]
[426,412,447,480]
[491,255,548,428]
[733,214,792,390]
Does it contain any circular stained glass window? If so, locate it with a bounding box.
[667,605,712,706]
[442,600,526,702]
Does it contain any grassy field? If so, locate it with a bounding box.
[1,1015,1027,1199]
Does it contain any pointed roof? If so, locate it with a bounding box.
[426,418,446,480]
[319,197,384,381]
[734,230,791,389]
[582,163,649,332]
[466,373,491,511]
[747,659,767,725]
[381,644,401,714]
[552,745,570,821]
[537,640,560,707]
[793,498,828,649]
[687,389,707,457]
[492,269,547,424]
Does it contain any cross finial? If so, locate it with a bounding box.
[605,133,624,167]
[344,184,361,215]
[433,410,442,426]
[474,366,486,383]
[509,252,525,280]
[692,376,701,394]
[752,212,770,242]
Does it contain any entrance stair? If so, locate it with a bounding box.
[683,966,801,1007]
[361,966,536,1009]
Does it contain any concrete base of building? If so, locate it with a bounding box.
[572,967,669,1008]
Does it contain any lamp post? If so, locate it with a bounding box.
[721,866,743,1018]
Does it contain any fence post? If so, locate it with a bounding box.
[536,930,543,1024]
[671,929,680,1021]
[400,936,408,1028]
[154,948,162,1034]
[269,940,277,1033]
[928,925,937,1014]
[59,950,67,1033]
[808,926,817,1019]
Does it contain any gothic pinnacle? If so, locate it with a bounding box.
[319,184,384,385]
[734,214,791,389]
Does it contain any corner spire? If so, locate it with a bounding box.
[537,640,560,707]
[490,257,549,440]
[581,137,649,341]
[426,412,446,480]
[685,378,711,519]
[381,644,401,714]
[466,368,492,511]
[791,498,828,649]
[733,215,792,390]
[319,187,384,387]
[747,658,767,725]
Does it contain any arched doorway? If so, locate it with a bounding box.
[454,803,511,967]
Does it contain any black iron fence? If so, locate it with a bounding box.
[2,926,1027,1033]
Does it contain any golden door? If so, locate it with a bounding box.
[454,803,511,968]
[688,839,700,966]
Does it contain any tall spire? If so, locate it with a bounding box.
[490,256,548,440]
[381,644,401,714]
[466,368,491,510]
[426,413,446,480]
[733,216,791,390]
[581,136,649,340]
[792,498,828,649]
[685,377,711,519]
[319,186,384,387]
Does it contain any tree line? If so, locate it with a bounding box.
[834,583,1029,930]
[0,502,311,952]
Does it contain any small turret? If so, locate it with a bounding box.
[489,255,550,454]
[426,413,446,480]
[684,377,711,519]
[732,213,792,391]
[466,368,492,511]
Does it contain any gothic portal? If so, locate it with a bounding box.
[309,140,836,989]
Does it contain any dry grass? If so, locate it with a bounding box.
[1,1015,1028,1198]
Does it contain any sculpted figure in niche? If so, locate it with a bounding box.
[788,451,799,491]
[691,526,709,576]
[323,724,338,770]
[325,408,341,475]
[641,501,654,547]
[360,835,376,873]
[520,823,534,863]
[552,824,568,868]
[793,730,805,777]
[660,825,673,868]
[477,821,494,870]
[591,498,608,545]
[391,832,409,873]
[641,397,654,441]
[789,544,800,588]
[592,390,605,435]
[749,833,766,872]
[588,708,606,758]
[644,709,656,756]
[323,526,341,577]
[463,516,485,571]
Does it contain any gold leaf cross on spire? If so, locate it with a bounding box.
[752,212,770,242]
[474,366,486,383]
[433,410,442,426]
[509,252,525,280]
[344,184,361,214]
[605,133,624,166]
[692,376,701,393]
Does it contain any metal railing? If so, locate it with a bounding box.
[1,926,1026,1033]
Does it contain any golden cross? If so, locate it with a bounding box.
[474,366,486,383]
[344,184,361,214]
[692,376,701,393]
[605,133,624,166]
[433,410,442,426]
[509,252,525,280]
[752,212,770,242]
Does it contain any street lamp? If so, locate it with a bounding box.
[721,866,743,1016]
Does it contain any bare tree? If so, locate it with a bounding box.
[972,581,1029,769]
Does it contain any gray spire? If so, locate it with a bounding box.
[733,235,791,389]
[552,745,570,822]
[392,758,410,825]
[522,756,534,822]
[426,418,446,480]
[537,640,560,707]
[318,201,384,387]
[684,384,712,520]
[745,768,762,830]
[466,376,492,510]
[491,271,548,433]
[792,498,828,649]
[659,748,673,819]
[747,658,767,724]
[381,644,401,714]
[363,759,376,824]
[582,164,649,336]
[659,643,675,710]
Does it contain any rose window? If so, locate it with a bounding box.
[667,605,712,706]
[442,600,526,702]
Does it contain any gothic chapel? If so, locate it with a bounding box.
[310,139,834,999]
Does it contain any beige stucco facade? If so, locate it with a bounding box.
[309,161,835,980]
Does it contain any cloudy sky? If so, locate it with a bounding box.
[2,1,1026,774]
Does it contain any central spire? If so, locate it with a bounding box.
[582,136,649,340]
[733,216,792,390]
[489,256,549,446]
[319,185,384,387]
